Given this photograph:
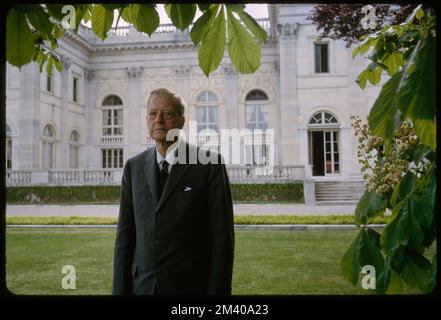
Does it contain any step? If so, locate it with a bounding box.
[315,200,358,206]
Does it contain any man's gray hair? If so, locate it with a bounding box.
[147,88,185,116]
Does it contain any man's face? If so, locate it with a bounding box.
[147,94,185,144]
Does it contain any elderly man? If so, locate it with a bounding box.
[112,88,235,295]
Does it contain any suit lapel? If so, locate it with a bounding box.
[156,162,190,211]
[143,147,160,206]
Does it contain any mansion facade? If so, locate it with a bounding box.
[5,4,382,204]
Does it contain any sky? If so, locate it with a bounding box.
[156,4,269,24]
[82,4,269,27]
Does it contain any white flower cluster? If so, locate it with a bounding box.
[350,116,420,193]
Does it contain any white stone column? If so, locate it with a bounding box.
[84,68,96,169]
[174,65,191,138]
[223,63,239,130]
[277,23,300,165]
[126,67,144,159]
[271,60,282,165]
[18,62,41,170]
[59,55,72,169]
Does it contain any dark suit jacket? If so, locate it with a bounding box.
[112,143,235,295]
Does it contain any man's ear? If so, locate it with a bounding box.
[179,116,185,129]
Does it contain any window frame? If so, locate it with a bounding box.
[314,42,330,74]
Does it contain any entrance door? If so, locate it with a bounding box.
[309,130,340,176]
[310,131,324,176]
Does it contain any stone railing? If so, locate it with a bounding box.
[97,18,270,39]
[6,170,32,186]
[227,165,304,183]
[6,164,304,186]
[6,170,122,186]
[99,136,124,145]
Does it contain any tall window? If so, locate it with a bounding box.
[73,77,78,102]
[102,148,123,168]
[69,131,80,169]
[42,125,56,170]
[102,95,123,136]
[314,43,329,73]
[308,111,340,176]
[46,71,53,93]
[6,125,12,169]
[196,91,219,134]
[245,90,269,165]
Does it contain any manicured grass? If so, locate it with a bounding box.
[6,228,434,295]
[6,215,389,225]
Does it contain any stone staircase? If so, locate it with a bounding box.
[315,180,365,205]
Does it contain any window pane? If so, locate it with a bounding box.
[197,107,206,123]
[47,76,52,92]
[321,44,329,72]
[207,91,217,102]
[314,44,321,73]
[73,78,78,102]
[208,106,218,122]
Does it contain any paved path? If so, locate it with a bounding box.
[6,204,356,217]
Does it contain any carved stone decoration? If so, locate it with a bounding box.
[276,23,300,37]
[60,55,71,71]
[84,69,95,81]
[175,65,191,77]
[223,63,238,76]
[126,66,144,79]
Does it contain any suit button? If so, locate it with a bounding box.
[154,240,160,247]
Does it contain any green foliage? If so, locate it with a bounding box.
[91,4,114,40]
[7,7,38,67]
[230,183,304,203]
[226,6,261,74]
[6,186,121,204]
[344,5,436,294]
[197,5,226,76]
[354,191,387,227]
[353,5,436,153]
[6,4,269,77]
[6,183,304,204]
[121,4,159,36]
[6,215,390,226]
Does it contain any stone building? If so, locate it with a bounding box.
[5,4,383,204]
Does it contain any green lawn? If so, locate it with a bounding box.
[6,228,434,295]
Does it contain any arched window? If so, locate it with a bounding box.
[6,125,12,169]
[196,91,219,134]
[308,111,338,126]
[102,95,123,136]
[103,95,123,106]
[245,90,269,166]
[246,90,268,130]
[307,111,340,176]
[42,125,56,170]
[69,130,80,169]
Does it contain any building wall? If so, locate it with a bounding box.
[5,4,382,181]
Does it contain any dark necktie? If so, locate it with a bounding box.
[159,160,169,195]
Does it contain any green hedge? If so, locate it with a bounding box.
[6,215,388,225]
[6,183,304,204]
[6,186,120,204]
